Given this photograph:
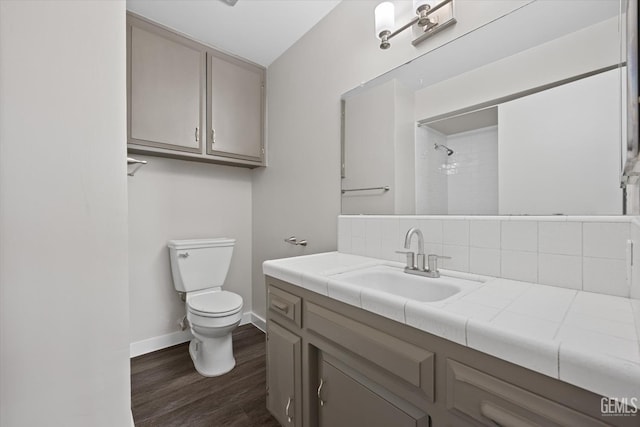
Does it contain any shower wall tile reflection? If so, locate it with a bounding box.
[415,125,498,215]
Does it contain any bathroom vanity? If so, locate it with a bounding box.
[264,253,639,427]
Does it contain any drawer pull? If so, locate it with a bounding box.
[272,300,289,314]
[285,396,293,423]
[317,378,325,407]
[480,401,537,427]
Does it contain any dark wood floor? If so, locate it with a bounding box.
[131,324,281,427]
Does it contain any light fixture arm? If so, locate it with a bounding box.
[376,0,456,50]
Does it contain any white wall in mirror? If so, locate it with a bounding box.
[499,69,623,215]
[341,1,626,216]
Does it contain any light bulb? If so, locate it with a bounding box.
[374,2,395,38]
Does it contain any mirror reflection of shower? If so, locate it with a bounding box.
[415,106,499,215]
[434,143,454,156]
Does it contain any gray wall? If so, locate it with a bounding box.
[252,0,531,319]
[0,1,130,425]
[128,156,253,350]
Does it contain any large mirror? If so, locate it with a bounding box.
[341,0,629,216]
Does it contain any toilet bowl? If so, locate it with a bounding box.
[186,289,243,376]
[168,238,244,377]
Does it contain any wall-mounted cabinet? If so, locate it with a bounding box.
[127,13,265,168]
[207,52,264,163]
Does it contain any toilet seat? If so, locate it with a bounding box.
[187,291,243,318]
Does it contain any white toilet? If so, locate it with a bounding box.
[168,238,244,377]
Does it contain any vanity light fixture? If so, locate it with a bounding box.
[374,0,456,50]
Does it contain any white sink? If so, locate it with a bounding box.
[330,265,481,302]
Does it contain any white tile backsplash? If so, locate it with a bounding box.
[583,222,630,260]
[443,220,470,245]
[364,219,382,259]
[418,219,443,243]
[442,244,469,272]
[538,253,582,290]
[351,218,366,238]
[469,247,501,277]
[502,221,538,252]
[339,215,636,299]
[469,220,500,249]
[538,221,582,256]
[380,217,399,243]
[501,250,538,283]
[583,257,629,297]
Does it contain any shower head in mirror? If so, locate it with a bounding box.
[434,143,454,156]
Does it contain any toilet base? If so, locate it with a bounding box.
[189,335,236,377]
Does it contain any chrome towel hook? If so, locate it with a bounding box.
[127,157,148,176]
[284,236,307,247]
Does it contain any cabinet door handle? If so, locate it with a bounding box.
[480,401,537,427]
[317,378,325,407]
[195,127,199,142]
[271,300,289,313]
[285,396,293,423]
[211,129,216,146]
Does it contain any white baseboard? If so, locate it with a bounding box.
[130,311,261,358]
[130,329,193,358]
[251,312,266,332]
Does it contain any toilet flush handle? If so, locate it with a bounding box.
[179,252,190,258]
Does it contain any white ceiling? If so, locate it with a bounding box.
[126,0,341,67]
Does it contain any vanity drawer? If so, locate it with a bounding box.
[446,359,608,427]
[268,285,302,328]
[306,302,434,401]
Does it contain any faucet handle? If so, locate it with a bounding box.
[427,254,450,273]
[395,250,415,269]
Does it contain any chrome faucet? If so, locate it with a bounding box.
[403,227,426,270]
[397,227,451,278]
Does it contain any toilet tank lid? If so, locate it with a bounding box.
[168,238,235,249]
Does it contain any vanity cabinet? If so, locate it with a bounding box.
[318,355,429,427]
[267,321,301,427]
[127,13,265,168]
[265,276,637,427]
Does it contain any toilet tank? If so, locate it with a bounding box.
[168,238,235,292]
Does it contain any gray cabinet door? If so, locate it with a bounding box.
[266,322,301,427]
[207,52,264,163]
[128,18,204,153]
[318,358,429,427]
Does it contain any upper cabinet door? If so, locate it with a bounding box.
[207,52,264,163]
[128,18,204,153]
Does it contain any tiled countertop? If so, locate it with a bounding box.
[263,251,640,400]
